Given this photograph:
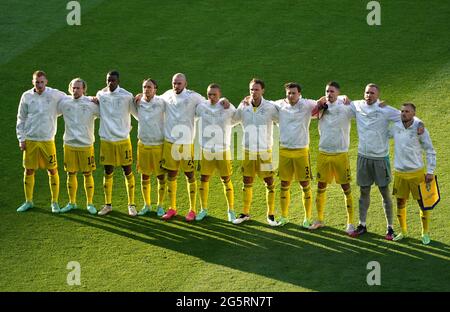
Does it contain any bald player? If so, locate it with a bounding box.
[159,73,206,222]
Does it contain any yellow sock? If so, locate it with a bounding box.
[24,173,35,202]
[125,172,135,205]
[243,183,253,215]
[266,183,275,216]
[187,177,197,213]
[316,187,326,222]
[67,173,78,204]
[223,178,234,211]
[157,178,166,207]
[280,185,290,218]
[103,173,113,205]
[167,176,177,210]
[344,188,354,224]
[396,202,407,233]
[49,171,60,203]
[302,185,312,221]
[199,180,209,210]
[83,173,94,205]
[420,209,430,235]
[141,177,151,206]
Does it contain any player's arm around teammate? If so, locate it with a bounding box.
[96,71,137,216]
[195,83,236,222]
[58,78,99,215]
[308,81,356,235]
[159,73,231,222]
[232,78,280,226]
[275,82,328,228]
[159,73,204,222]
[390,103,436,245]
[347,84,423,240]
[134,78,168,218]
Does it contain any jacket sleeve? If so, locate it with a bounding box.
[231,103,243,126]
[419,129,436,174]
[16,94,27,142]
[129,96,139,121]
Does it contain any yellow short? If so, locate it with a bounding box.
[393,169,425,200]
[199,149,232,177]
[242,149,274,179]
[278,147,312,182]
[64,144,96,172]
[23,140,57,170]
[162,140,195,172]
[100,139,133,167]
[137,142,165,176]
[316,151,351,184]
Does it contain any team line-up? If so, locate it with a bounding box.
[15,70,437,245]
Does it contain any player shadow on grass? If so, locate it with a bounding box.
[34,207,450,291]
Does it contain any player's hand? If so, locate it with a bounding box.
[241,96,251,106]
[91,96,99,105]
[316,96,327,106]
[341,95,350,105]
[417,121,425,135]
[19,141,26,151]
[312,97,328,117]
[379,100,386,108]
[220,97,230,109]
[425,174,434,184]
[134,93,143,105]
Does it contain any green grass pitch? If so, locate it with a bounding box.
[0,0,449,292]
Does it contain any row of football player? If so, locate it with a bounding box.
[16,71,436,244]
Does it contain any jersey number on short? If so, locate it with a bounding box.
[48,154,56,164]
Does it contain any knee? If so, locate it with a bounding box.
[341,183,350,191]
[104,165,114,175]
[157,174,166,181]
[299,181,309,188]
[122,166,132,176]
[281,181,291,188]
[185,171,194,180]
[360,186,371,196]
[264,177,274,187]
[397,198,406,207]
[25,169,35,176]
[48,168,58,175]
[378,186,391,198]
[168,170,178,178]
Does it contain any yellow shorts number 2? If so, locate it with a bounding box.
[23,140,57,170]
